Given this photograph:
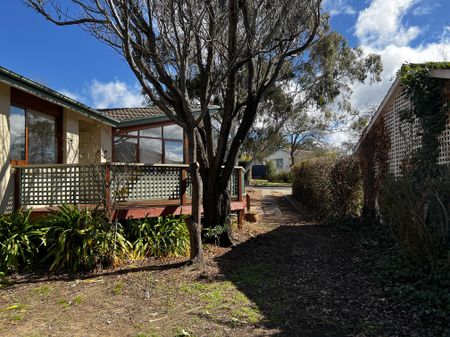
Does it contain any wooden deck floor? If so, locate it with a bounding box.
[29,200,246,221]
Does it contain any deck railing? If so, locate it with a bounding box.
[13,163,245,209]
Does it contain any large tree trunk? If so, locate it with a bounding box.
[201,168,235,247]
[186,131,203,264]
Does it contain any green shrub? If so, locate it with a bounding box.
[270,171,292,183]
[292,155,362,221]
[129,216,189,258]
[0,209,45,272]
[292,157,335,219]
[265,160,276,181]
[329,156,363,220]
[42,205,129,272]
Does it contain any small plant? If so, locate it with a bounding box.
[42,205,130,272]
[0,271,9,288]
[33,285,51,297]
[113,280,125,295]
[73,295,83,305]
[129,216,189,258]
[0,209,46,272]
[203,224,229,245]
[57,298,70,309]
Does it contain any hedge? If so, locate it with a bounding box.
[292,155,362,221]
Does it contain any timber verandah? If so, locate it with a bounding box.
[12,163,246,223]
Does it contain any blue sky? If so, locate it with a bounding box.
[0,0,449,121]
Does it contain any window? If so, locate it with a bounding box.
[114,124,184,164]
[114,136,138,163]
[9,106,58,165]
[275,158,283,169]
[10,106,26,162]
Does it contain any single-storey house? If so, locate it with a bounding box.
[252,149,316,177]
[0,66,245,220]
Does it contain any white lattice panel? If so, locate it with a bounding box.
[382,86,450,175]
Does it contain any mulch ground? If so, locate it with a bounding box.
[0,188,441,337]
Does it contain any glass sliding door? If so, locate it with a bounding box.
[9,106,59,165]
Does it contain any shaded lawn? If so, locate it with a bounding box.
[0,220,440,337]
[250,179,291,188]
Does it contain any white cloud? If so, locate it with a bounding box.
[323,0,356,16]
[349,0,450,111]
[58,80,145,109]
[89,80,144,109]
[329,0,450,149]
[412,2,439,16]
[355,0,420,48]
[350,32,450,112]
[327,131,351,147]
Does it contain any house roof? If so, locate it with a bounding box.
[98,107,166,122]
[353,63,450,154]
[0,65,220,128]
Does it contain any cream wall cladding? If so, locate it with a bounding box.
[100,125,112,162]
[0,83,13,213]
[64,109,80,164]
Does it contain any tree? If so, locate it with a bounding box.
[27,0,381,252]
[283,109,330,167]
[242,85,293,173]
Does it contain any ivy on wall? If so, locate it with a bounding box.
[399,62,450,177]
[358,117,390,222]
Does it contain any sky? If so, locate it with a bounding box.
[0,0,449,145]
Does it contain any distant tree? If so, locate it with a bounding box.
[242,85,293,172]
[283,109,330,167]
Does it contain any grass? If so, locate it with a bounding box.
[57,296,82,309]
[113,280,125,295]
[250,179,291,187]
[33,285,51,297]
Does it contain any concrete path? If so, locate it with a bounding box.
[246,186,310,225]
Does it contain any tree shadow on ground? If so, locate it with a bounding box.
[7,260,187,286]
[214,222,431,337]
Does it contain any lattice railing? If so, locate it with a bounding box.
[17,164,106,206]
[14,163,244,208]
[111,164,183,202]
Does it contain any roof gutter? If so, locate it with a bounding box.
[0,66,120,127]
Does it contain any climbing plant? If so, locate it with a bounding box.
[358,117,390,223]
[399,62,450,176]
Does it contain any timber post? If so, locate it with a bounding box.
[181,167,188,206]
[237,168,245,229]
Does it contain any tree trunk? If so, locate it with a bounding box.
[186,131,203,264]
[201,168,235,247]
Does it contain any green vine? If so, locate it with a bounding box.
[399,62,450,177]
[358,117,390,222]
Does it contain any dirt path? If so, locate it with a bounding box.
[0,187,439,337]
